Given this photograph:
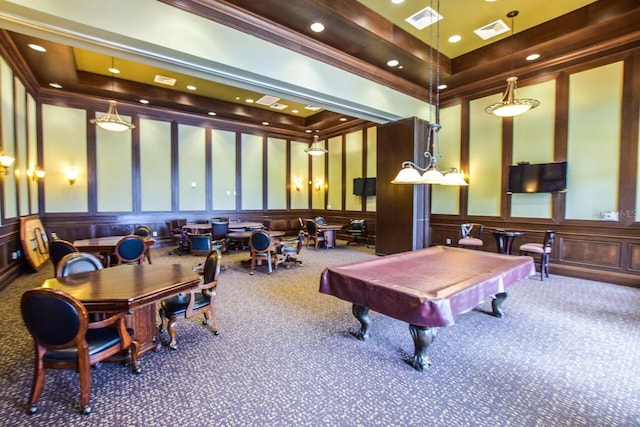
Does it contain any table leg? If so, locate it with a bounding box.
[351,304,370,340]
[324,230,336,248]
[491,291,508,318]
[409,324,437,371]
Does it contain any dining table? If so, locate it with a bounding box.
[73,235,155,267]
[182,223,212,233]
[227,221,265,231]
[41,263,202,359]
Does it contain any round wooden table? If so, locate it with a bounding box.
[182,224,212,233]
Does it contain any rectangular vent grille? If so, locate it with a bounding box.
[153,75,177,86]
[270,103,288,110]
[256,95,280,106]
[474,19,510,40]
[405,6,442,30]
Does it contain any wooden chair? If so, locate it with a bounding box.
[21,288,140,415]
[114,235,146,265]
[519,230,556,281]
[188,233,212,256]
[158,250,221,350]
[56,252,103,277]
[167,219,189,255]
[305,220,326,250]
[345,219,366,245]
[249,230,281,274]
[458,223,484,249]
[133,225,153,264]
[49,240,78,275]
[210,221,230,253]
[279,230,304,269]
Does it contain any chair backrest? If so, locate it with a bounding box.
[49,240,79,272]
[202,250,221,284]
[461,223,483,239]
[115,235,146,264]
[349,219,365,231]
[315,216,326,225]
[306,220,319,235]
[250,230,272,252]
[56,252,103,277]
[21,288,88,349]
[189,233,212,252]
[543,230,556,249]
[262,219,272,230]
[133,225,152,237]
[211,221,229,240]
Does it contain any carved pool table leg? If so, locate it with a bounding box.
[491,291,508,318]
[351,304,370,340]
[409,325,437,371]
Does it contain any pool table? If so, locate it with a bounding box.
[319,246,535,371]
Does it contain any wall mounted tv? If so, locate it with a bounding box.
[507,161,567,194]
[353,177,376,196]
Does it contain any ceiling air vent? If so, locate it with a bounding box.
[270,103,288,110]
[474,19,510,40]
[153,75,177,86]
[405,6,442,30]
[256,95,280,106]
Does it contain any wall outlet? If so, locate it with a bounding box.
[11,250,21,260]
[446,238,452,245]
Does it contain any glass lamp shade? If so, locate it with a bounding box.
[0,155,15,168]
[485,77,540,117]
[391,166,424,184]
[90,100,135,131]
[305,135,327,156]
[441,170,468,186]
[421,167,444,184]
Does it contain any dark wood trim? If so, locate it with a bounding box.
[170,121,179,211]
[619,52,640,227]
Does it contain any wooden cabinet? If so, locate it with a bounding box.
[376,117,430,255]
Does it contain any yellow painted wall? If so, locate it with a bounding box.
[212,129,236,210]
[432,104,462,215]
[27,94,38,213]
[15,78,28,216]
[291,140,309,210]
[510,80,556,218]
[241,134,263,210]
[42,104,88,212]
[345,130,363,211]
[566,62,622,220]
[311,139,326,210]
[140,119,172,211]
[267,137,287,210]
[468,94,502,216]
[327,136,343,210]
[96,118,133,212]
[178,124,206,211]
[365,126,377,212]
[1,58,16,220]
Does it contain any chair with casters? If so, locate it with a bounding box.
[188,233,212,256]
[211,221,230,253]
[279,230,305,269]
[167,219,188,255]
[158,250,221,350]
[305,220,326,250]
[20,287,140,415]
[345,219,367,245]
[298,217,309,240]
[458,223,484,249]
[519,230,556,281]
[133,225,153,264]
[249,230,281,275]
[114,235,146,265]
[56,252,103,277]
[49,240,79,275]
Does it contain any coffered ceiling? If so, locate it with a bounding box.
[1,0,638,135]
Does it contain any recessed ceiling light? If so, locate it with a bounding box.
[448,35,462,43]
[28,43,46,52]
[485,0,497,2]
[437,84,448,90]
[310,22,325,33]
[139,99,149,104]
[339,117,347,122]
[392,0,405,4]
[292,109,299,114]
[108,67,120,74]
[262,121,270,126]
[49,83,62,89]
[245,98,254,103]
[305,129,313,133]
[387,59,399,67]
[526,53,541,61]
[208,112,217,116]
[186,85,197,91]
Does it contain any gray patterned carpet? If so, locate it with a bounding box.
[0,242,638,427]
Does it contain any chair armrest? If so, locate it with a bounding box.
[87,312,125,329]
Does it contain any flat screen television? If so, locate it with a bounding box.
[507,161,567,194]
[353,177,376,196]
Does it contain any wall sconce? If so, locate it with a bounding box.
[314,179,323,192]
[67,169,78,185]
[27,167,46,181]
[0,150,15,175]
[294,179,302,192]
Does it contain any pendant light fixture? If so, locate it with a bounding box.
[485,11,540,117]
[391,0,467,186]
[90,58,135,131]
[305,134,327,156]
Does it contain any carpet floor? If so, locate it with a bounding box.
[0,242,638,426]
